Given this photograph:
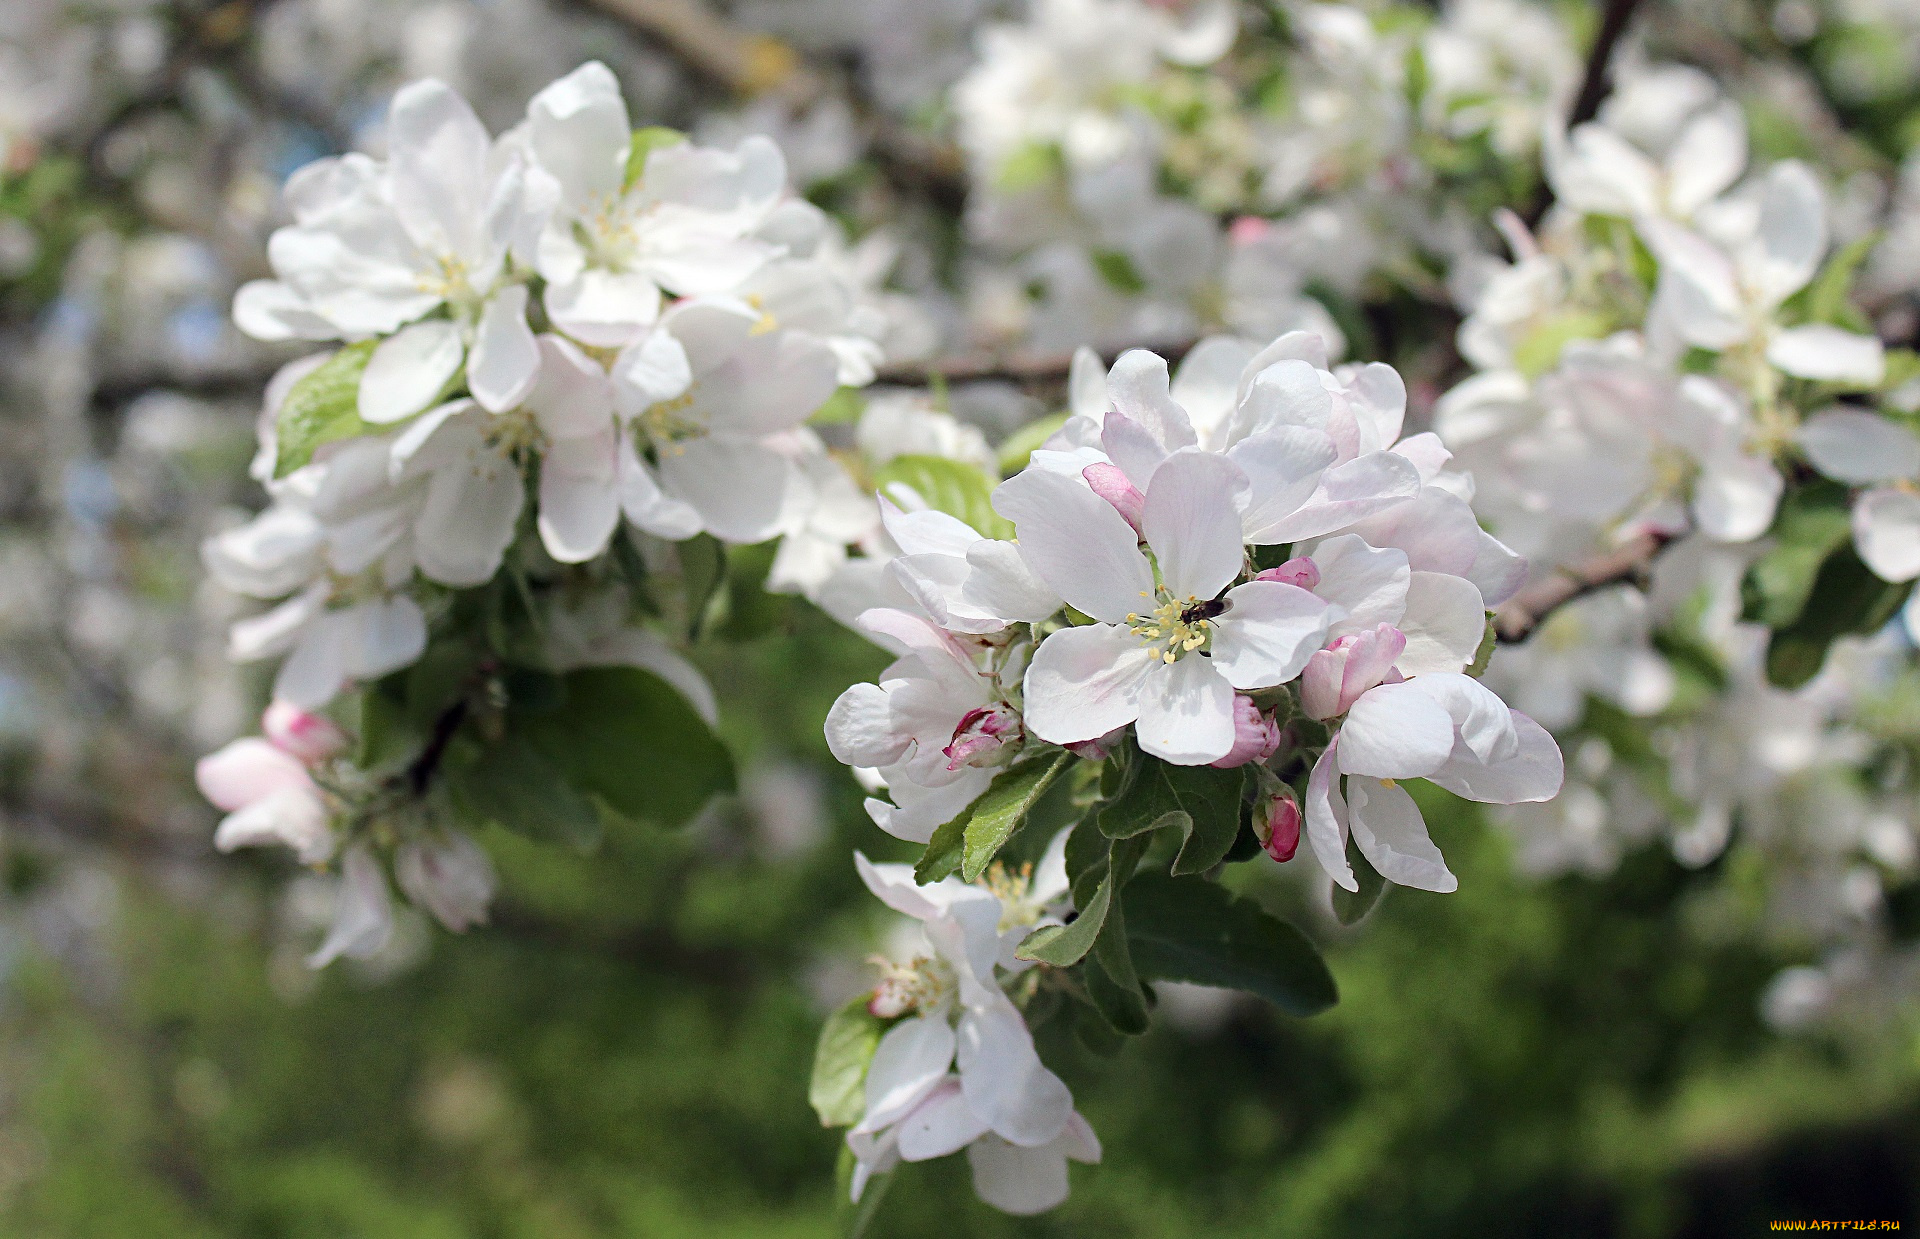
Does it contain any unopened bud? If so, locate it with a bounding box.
[263,700,348,765]
[1258,790,1302,863]
[394,831,496,933]
[1254,556,1320,591]
[943,704,1022,771]
[1210,695,1281,768]
[1082,463,1146,536]
[1067,725,1129,761]
[1228,215,1272,246]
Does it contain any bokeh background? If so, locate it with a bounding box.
[3,0,1920,1235]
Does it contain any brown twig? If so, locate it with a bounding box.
[1494,530,1672,644]
[406,700,470,797]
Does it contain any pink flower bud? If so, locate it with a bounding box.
[1228,215,1272,246]
[1254,556,1321,591]
[263,701,348,765]
[1210,695,1282,768]
[1067,726,1129,761]
[943,704,1022,771]
[1259,790,1302,863]
[1082,462,1146,536]
[1300,623,1407,720]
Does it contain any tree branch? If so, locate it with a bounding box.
[1493,530,1672,644]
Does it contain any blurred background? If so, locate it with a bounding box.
[3,0,1920,1234]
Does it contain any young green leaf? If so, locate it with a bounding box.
[1330,839,1388,926]
[1016,834,1148,967]
[1764,543,1914,689]
[274,340,377,478]
[1097,752,1245,875]
[1739,482,1853,629]
[810,996,888,1128]
[960,751,1074,881]
[913,812,967,885]
[624,126,688,186]
[446,733,604,852]
[870,455,1012,539]
[1124,873,1338,1016]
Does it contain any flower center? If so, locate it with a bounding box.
[635,391,703,451]
[1127,590,1226,663]
[868,953,957,1019]
[981,861,1042,933]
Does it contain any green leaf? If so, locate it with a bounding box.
[1016,834,1148,967]
[1124,873,1338,1016]
[354,684,420,773]
[625,126,688,187]
[1740,482,1853,629]
[716,541,791,641]
[1330,839,1387,926]
[1511,310,1615,379]
[1764,544,1914,689]
[1465,613,1498,678]
[808,386,866,426]
[1090,249,1147,295]
[913,812,966,885]
[446,733,604,851]
[1097,752,1245,876]
[961,751,1073,882]
[274,341,377,478]
[871,455,1012,539]
[997,412,1070,475]
[678,534,727,640]
[517,666,736,827]
[1794,234,1876,330]
[1083,947,1150,1036]
[809,997,887,1128]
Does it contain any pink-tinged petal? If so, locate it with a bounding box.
[856,607,974,664]
[1799,409,1920,485]
[1299,645,1347,721]
[858,1016,957,1133]
[1211,695,1281,769]
[196,738,312,812]
[896,1079,990,1162]
[1425,711,1564,804]
[1397,572,1486,675]
[262,702,347,764]
[1854,487,1920,582]
[1134,655,1236,765]
[1254,556,1320,590]
[466,286,541,413]
[1210,581,1330,689]
[1142,450,1250,602]
[1100,411,1170,493]
[394,831,496,932]
[1305,742,1355,891]
[1347,778,1456,893]
[308,845,393,968]
[1082,463,1146,535]
[1023,624,1156,746]
[1336,682,1455,779]
[957,999,1072,1147]
[880,497,980,556]
[993,467,1154,624]
[1389,432,1452,482]
[1258,788,1302,861]
[213,786,333,864]
[1257,450,1422,543]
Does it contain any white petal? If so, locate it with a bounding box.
[1799,409,1920,484]
[1133,655,1236,765]
[214,787,334,865]
[386,79,493,263]
[1106,349,1197,452]
[1692,453,1781,543]
[1405,672,1517,763]
[1229,427,1338,539]
[1305,743,1355,891]
[1210,581,1330,689]
[993,467,1154,624]
[1347,778,1456,893]
[1767,324,1885,386]
[656,437,793,543]
[617,439,702,539]
[525,61,629,213]
[612,328,693,411]
[359,320,465,425]
[308,845,394,968]
[1397,573,1486,675]
[538,431,621,562]
[1336,682,1456,780]
[273,617,350,710]
[466,286,541,412]
[896,1080,990,1162]
[1141,449,1250,601]
[827,683,910,768]
[1171,336,1260,444]
[967,1137,1071,1216]
[1259,451,1422,543]
[858,1016,957,1133]
[1425,710,1563,804]
[1753,161,1825,307]
[1854,487,1920,582]
[957,1000,1072,1147]
[1665,101,1746,217]
[962,541,1062,624]
[1311,535,1410,635]
[1022,624,1155,746]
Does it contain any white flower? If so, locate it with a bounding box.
[998,448,1334,764]
[195,710,336,865]
[846,844,1097,1216]
[826,610,1021,842]
[1639,161,1885,386]
[1546,72,1746,222]
[309,844,395,969]
[234,80,546,423]
[395,831,496,932]
[521,61,786,347]
[879,499,1059,636]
